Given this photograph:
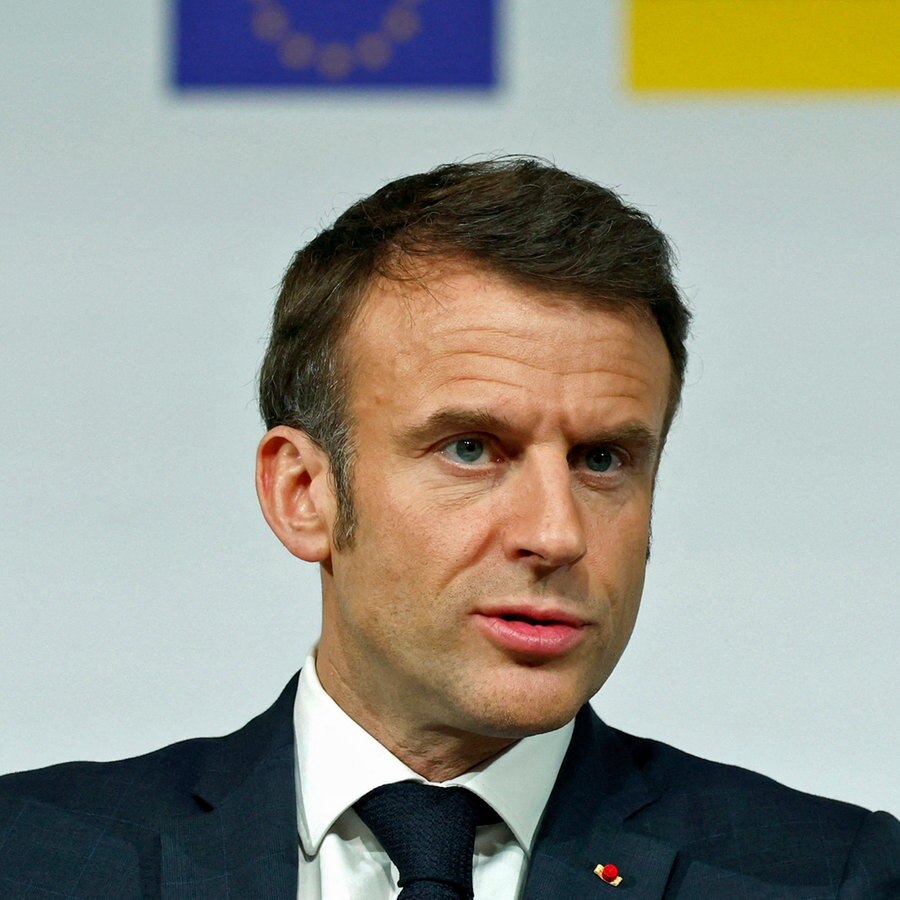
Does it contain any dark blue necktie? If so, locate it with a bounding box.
[354,781,497,899]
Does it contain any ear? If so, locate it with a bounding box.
[255,426,336,563]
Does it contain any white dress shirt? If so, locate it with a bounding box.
[293,651,574,899]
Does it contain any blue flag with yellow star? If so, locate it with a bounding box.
[174,0,496,89]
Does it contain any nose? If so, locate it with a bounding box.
[503,452,587,569]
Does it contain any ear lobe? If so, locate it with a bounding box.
[256,426,335,563]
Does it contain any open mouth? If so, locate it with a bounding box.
[474,609,587,656]
[489,608,585,627]
[498,612,566,626]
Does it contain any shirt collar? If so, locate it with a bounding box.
[294,650,574,857]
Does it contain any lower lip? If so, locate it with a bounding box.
[474,615,586,658]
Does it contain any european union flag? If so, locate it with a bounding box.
[174,0,496,89]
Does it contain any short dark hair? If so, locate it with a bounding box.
[259,157,690,549]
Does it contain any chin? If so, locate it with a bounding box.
[471,706,578,741]
[462,677,591,739]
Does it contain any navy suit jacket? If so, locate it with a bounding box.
[1,674,898,898]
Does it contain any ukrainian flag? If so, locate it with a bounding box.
[628,0,900,91]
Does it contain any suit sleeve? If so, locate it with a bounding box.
[838,809,900,899]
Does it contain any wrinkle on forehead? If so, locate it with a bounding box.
[439,374,655,403]
[432,370,660,401]
[348,264,671,426]
[390,338,664,395]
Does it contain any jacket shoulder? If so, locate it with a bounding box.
[0,672,300,827]
[0,745,210,899]
[613,722,874,831]
[0,733,217,826]
[0,675,300,897]
[594,716,900,896]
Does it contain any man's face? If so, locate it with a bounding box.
[315,262,672,743]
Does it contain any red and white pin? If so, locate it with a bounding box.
[593,863,623,886]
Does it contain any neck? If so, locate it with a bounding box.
[316,656,516,782]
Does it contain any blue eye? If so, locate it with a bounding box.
[584,446,620,473]
[445,438,487,464]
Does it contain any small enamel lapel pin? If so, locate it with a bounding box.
[593,863,623,886]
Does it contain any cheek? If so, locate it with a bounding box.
[362,472,496,568]
[585,502,651,605]
[588,492,653,560]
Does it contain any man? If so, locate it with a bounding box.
[1,158,896,898]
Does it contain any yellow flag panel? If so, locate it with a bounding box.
[628,0,900,91]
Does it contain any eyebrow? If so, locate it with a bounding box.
[397,408,515,449]
[584,422,660,461]
[396,407,661,460]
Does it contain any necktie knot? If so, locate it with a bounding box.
[354,781,497,899]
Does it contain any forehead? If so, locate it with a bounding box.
[344,262,672,433]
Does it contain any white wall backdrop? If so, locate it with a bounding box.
[2,1,897,814]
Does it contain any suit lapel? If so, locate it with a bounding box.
[525,834,677,900]
[155,682,680,898]
[160,676,300,900]
[522,706,679,899]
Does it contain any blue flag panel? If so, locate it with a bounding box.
[174,0,496,88]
